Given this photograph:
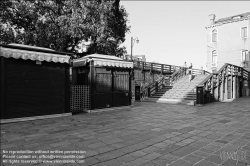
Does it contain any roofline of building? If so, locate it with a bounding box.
[205,16,250,29]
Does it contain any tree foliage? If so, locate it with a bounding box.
[0,0,130,58]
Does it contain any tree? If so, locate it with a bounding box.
[0,0,130,58]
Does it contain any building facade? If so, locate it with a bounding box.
[124,55,146,62]
[206,12,250,73]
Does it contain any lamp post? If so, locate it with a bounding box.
[131,37,139,61]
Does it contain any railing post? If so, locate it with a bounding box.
[231,74,233,99]
[216,75,220,101]
[225,75,228,99]
[155,82,158,92]
[220,75,224,101]
[148,87,150,97]
[143,71,145,82]
[236,75,239,98]
[161,64,164,74]
[233,76,236,99]
[211,76,214,99]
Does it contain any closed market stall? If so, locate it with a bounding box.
[0,44,72,121]
[71,54,133,112]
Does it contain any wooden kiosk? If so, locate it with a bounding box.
[0,44,72,122]
[71,54,133,112]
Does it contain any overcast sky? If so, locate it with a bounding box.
[120,1,250,69]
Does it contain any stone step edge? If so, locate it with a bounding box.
[144,98,196,106]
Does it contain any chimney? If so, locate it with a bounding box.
[209,14,216,25]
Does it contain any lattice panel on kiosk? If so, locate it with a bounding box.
[70,85,90,112]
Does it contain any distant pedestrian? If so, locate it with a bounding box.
[183,62,187,68]
[188,63,193,82]
[200,66,204,75]
[183,62,187,75]
[188,63,193,69]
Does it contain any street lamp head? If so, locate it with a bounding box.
[136,39,139,43]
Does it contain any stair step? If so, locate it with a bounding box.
[153,92,196,95]
[157,95,196,99]
[143,98,195,105]
[162,95,195,98]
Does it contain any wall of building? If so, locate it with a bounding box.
[206,19,250,72]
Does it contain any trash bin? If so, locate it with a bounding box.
[135,85,141,101]
[206,91,211,103]
[196,85,204,105]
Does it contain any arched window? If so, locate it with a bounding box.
[212,29,217,42]
[212,50,217,66]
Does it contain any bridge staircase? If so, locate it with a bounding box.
[144,75,208,105]
[139,62,250,105]
[141,68,210,105]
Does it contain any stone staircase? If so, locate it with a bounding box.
[144,75,208,105]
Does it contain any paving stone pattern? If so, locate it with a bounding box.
[1,97,250,166]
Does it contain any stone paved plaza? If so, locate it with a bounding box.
[1,98,250,166]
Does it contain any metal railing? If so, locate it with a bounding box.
[141,75,165,99]
[133,61,182,74]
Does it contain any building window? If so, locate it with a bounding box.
[241,27,248,38]
[212,29,217,42]
[241,50,248,61]
[241,50,249,68]
[212,50,217,67]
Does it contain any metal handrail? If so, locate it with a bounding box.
[140,75,165,99]
[198,73,214,86]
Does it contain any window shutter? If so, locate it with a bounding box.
[241,27,247,38]
[241,51,245,61]
[246,51,250,61]
[212,30,217,42]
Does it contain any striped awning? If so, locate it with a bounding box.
[73,54,133,68]
[0,46,70,64]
